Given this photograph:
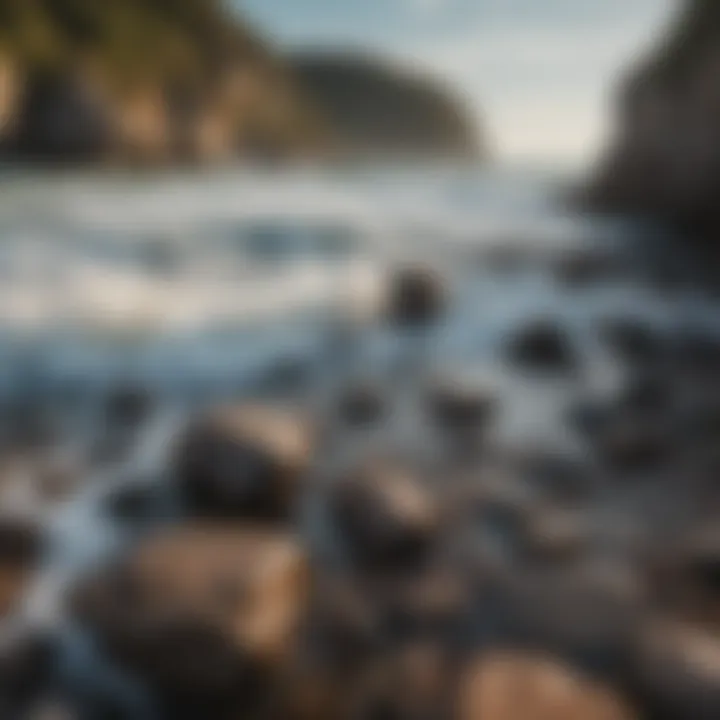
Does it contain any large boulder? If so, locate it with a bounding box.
[71,526,310,711]
[173,404,314,521]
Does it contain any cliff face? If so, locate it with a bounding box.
[588,0,720,232]
[0,0,321,164]
[290,53,482,160]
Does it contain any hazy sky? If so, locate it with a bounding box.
[235,0,678,163]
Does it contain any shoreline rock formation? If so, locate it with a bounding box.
[0,2,481,167]
[586,1,720,238]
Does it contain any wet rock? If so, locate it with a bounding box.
[104,385,154,428]
[648,526,720,625]
[458,652,636,720]
[505,321,578,374]
[425,375,497,437]
[350,643,455,720]
[385,266,446,328]
[522,453,595,505]
[336,381,387,427]
[479,572,641,677]
[599,318,663,366]
[0,516,43,617]
[632,620,720,720]
[71,526,310,710]
[330,462,440,572]
[0,630,58,712]
[596,417,672,475]
[102,481,165,524]
[553,249,620,288]
[174,404,314,521]
[520,508,592,565]
[672,329,720,378]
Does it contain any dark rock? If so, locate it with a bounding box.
[648,526,720,625]
[336,382,387,427]
[330,462,439,572]
[458,652,636,720]
[291,52,482,159]
[599,318,663,366]
[103,481,165,524]
[425,376,497,436]
[0,630,58,712]
[385,266,446,329]
[173,404,314,521]
[71,526,310,709]
[553,249,621,288]
[0,516,44,617]
[505,320,578,374]
[632,620,720,720]
[104,385,154,428]
[596,417,672,475]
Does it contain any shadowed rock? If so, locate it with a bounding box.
[330,462,440,572]
[385,266,446,329]
[71,526,310,711]
[0,516,44,618]
[505,321,578,374]
[174,404,314,521]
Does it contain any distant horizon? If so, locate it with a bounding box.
[235,0,677,165]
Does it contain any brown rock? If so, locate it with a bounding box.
[174,404,314,521]
[0,516,43,617]
[458,652,636,720]
[71,526,310,706]
[330,462,440,572]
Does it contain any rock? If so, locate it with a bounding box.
[586,0,720,236]
[336,382,387,427]
[632,620,720,720]
[349,642,455,720]
[102,481,165,524]
[0,516,43,617]
[596,417,672,475]
[385,266,446,328]
[104,385,154,428]
[173,404,314,521]
[425,375,497,437]
[458,652,636,720]
[505,321,578,374]
[553,249,621,288]
[290,52,482,159]
[71,526,310,709]
[0,630,57,713]
[599,318,663,366]
[330,462,439,572]
[520,508,592,565]
[648,525,720,625]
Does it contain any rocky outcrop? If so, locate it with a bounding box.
[587,1,720,234]
[290,52,482,160]
[0,0,320,165]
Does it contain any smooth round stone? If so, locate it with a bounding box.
[385,266,446,328]
[174,404,314,521]
[505,321,578,374]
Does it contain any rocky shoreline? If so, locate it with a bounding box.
[2,258,720,718]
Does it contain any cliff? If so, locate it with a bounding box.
[0,0,321,164]
[587,0,720,233]
[289,52,482,160]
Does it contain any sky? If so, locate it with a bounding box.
[234,0,679,164]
